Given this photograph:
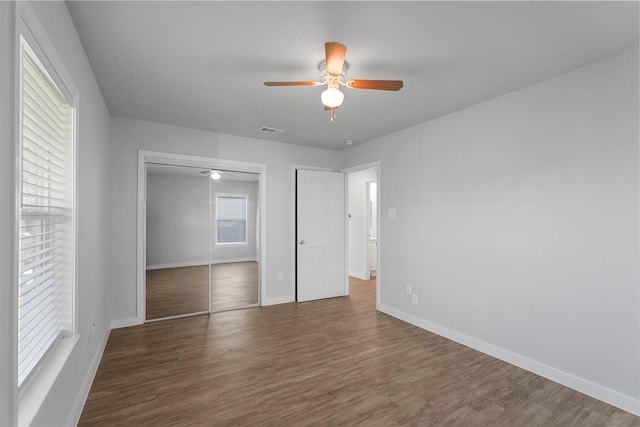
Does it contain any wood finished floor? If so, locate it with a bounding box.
[146,262,259,320]
[81,277,639,426]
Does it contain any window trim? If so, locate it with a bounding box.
[14,2,79,425]
[214,193,249,247]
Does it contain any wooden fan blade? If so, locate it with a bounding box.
[264,81,321,86]
[325,42,347,75]
[323,105,339,111]
[347,80,404,91]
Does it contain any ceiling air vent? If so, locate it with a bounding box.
[259,126,284,135]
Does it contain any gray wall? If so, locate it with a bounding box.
[146,173,258,267]
[1,1,113,425]
[146,171,209,268]
[0,2,16,424]
[109,116,341,318]
[342,49,639,410]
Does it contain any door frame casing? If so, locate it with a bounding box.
[136,150,267,325]
[366,180,377,278]
[342,161,381,307]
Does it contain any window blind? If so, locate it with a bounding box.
[18,43,74,387]
[216,196,247,244]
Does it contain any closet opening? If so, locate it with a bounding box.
[136,151,266,324]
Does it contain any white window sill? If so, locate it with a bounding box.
[18,336,79,427]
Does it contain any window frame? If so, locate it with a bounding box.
[214,193,249,247]
[14,2,79,421]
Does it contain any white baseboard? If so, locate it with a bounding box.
[376,303,640,416]
[262,296,294,306]
[66,327,110,427]
[211,257,257,265]
[147,258,258,270]
[349,270,369,280]
[110,317,142,329]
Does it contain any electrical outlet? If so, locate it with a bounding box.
[277,272,283,281]
[405,284,412,295]
[411,294,419,305]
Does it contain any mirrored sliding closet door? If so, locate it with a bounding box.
[209,170,260,311]
[145,163,260,321]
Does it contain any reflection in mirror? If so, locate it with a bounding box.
[145,164,260,321]
[146,164,210,320]
[210,170,259,310]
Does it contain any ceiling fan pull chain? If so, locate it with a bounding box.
[330,107,336,122]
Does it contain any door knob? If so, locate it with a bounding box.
[299,240,305,245]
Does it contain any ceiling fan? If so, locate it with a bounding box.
[264,42,403,121]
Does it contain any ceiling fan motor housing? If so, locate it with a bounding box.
[319,60,348,88]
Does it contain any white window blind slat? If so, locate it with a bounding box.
[22,76,67,122]
[19,235,62,253]
[19,243,59,264]
[19,263,60,292]
[23,52,68,116]
[216,196,248,244]
[23,168,65,189]
[22,143,66,174]
[23,107,68,148]
[19,329,59,378]
[19,286,58,336]
[19,246,62,268]
[19,292,62,357]
[23,118,67,160]
[21,192,68,208]
[19,300,62,345]
[23,93,68,138]
[23,177,65,195]
[18,322,60,380]
[22,183,66,201]
[21,229,58,241]
[21,79,70,136]
[21,179,69,200]
[20,219,65,230]
[18,39,74,387]
[22,156,65,182]
[217,197,246,220]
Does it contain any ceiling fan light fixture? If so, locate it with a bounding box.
[210,170,221,180]
[264,42,402,117]
[321,87,344,108]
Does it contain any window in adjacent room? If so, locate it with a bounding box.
[17,35,76,388]
[215,194,248,245]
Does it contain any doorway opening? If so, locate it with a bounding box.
[345,163,380,305]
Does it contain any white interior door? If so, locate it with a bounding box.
[297,170,346,302]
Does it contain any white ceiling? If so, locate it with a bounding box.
[66,1,639,151]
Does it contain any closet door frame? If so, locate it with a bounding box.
[136,150,267,325]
